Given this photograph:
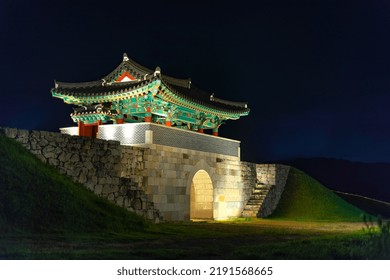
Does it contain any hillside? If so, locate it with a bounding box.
[269,168,365,221]
[0,135,145,234]
[280,157,390,202]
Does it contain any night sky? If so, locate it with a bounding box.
[1,0,390,163]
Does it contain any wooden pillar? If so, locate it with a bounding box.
[116,118,125,124]
[212,128,219,137]
[91,125,98,138]
[78,121,99,138]
[78,121,85,136]
[197,127,204,133]
[144,107,152,122]
[165,120,172,127]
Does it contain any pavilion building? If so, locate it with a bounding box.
[52,54,249,157]
[52,53,249,135]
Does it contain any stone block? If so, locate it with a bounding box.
[154,195,167,204]
[102,184,112,194]
[84,160,94,170]
[116,196,124,207]
[38,138,49,146]
[167,194,176,203]
[133,199,142,210]
[98,177,106,185]
[110,148,121,156]
[78,172,87,184]
[107,193,115,201]
[69,153,79,162]
[4,127,18,138]
[84,181,94,191]
[48,158,59,166]
[42,144,54,154]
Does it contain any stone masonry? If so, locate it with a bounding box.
[0,127,162,222]
[0,126,290,222]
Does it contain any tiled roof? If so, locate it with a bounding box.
[54,77,156,96]
[52,54,249,114]
[163,82,249,113]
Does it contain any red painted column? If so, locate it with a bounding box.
[212,128,219,136]
[78,121,85,136]
[95,120,102,138]
[116,118,124,124]
[91,125,98,138]
[79,121,101,138]
[144,107,152,122]
[165,120,172,127]
[198,128,204,133]
[84,126,93,137]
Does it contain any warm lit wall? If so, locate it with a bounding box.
[138,144,257,221]
[190,170,214,219]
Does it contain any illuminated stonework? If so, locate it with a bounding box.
[2,127,291,222]
[190,170,214,220]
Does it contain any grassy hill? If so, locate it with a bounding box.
[0,135,145,234]
[269,168,366,221]
[280,157,390,202]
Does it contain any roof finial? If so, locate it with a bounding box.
[123,53,129,62]
[154,66,161,76]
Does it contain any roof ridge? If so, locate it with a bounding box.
[210,94,248,109]
[161,75,191,88]
[55,80,103,88]
[161,80,249,114]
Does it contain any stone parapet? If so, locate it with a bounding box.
[61,123,241,158]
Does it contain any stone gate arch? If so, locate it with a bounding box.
[187,160,215,220]
[190,170,213,219]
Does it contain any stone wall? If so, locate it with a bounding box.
[0,126,290,222]
[0,127,162,222]
[256,164,290,217]
[139,144,258,221]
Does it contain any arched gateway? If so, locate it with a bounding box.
[190,170,214,220]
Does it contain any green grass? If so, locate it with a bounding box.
[0,135,145,234]
[0,220,373,259]
[269,168,366,221]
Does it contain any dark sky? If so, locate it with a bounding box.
[1,0,390,163]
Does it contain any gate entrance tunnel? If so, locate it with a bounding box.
[190,170,214,220]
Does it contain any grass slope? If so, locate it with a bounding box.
[0,135,145,234]
[281,157,390,202]
[269,168,366,221]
